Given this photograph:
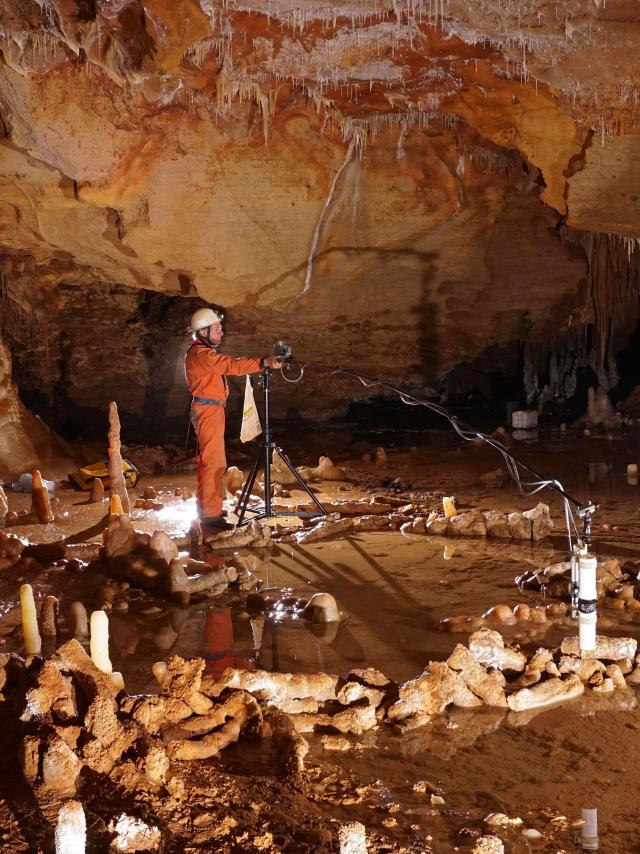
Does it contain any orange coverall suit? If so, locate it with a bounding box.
[184,340,261,518]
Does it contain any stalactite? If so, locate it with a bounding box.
[521,224,640,406]
[0,258,36,341]
[561,226,640,366]
[298,127,365,300]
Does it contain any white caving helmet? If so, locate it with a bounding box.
[190,307,223,333]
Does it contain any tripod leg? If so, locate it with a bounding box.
[264,440,273,517]
[236,443,263,526]
[274,446,327,515]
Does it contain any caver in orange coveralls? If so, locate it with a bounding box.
[184,339,262,519]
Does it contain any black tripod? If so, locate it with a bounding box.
[235,368,327,525]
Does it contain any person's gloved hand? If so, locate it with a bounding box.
[261,356,283,369]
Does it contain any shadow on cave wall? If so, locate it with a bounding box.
[7,284,206,445]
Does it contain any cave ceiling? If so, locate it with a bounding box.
[0,0,639,422]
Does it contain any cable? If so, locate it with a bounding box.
[279,358,590,551]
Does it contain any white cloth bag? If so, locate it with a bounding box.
[240,375,262,442]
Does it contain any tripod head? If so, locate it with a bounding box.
[273,340,293,362]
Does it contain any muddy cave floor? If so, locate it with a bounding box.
[3,425,640,852]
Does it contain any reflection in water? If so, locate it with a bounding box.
[203,607,255,679]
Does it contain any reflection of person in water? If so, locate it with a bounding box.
[203,607,255,679]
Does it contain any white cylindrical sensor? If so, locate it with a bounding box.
[578,554,598,653]
[580,807,599,851]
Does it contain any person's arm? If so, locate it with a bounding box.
[199,350,282,376]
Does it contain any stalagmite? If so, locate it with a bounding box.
[31,469,54,523]
[152,661,168,686]
[70,602,88,638]
[89,610,113,674]
[442,496,457,518]
[39,595,59,638]
[55,801,86,854]
[20,583,42,655]
[301,592,340,623]
[109,493,124,516]
[107,401,130,515]
[111,672,125,690]
[89,477,105,503]
[0,483,7,520]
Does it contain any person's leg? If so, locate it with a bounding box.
[195,407,227,518]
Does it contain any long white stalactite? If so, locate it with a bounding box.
[298,134,362,300]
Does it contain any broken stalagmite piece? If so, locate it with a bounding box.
[223,466,244,494]
[300,456,347,481]
[31,469,54,524]
[468,628,526,672]
[301,592,340,623]
[560,635,637,661]
[107,401,130,515]
[507,674,584,712]
[89,477,105,503]
[39,595,59,638]
[70,602,88,638]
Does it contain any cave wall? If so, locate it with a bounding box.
[2,0,640,439]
